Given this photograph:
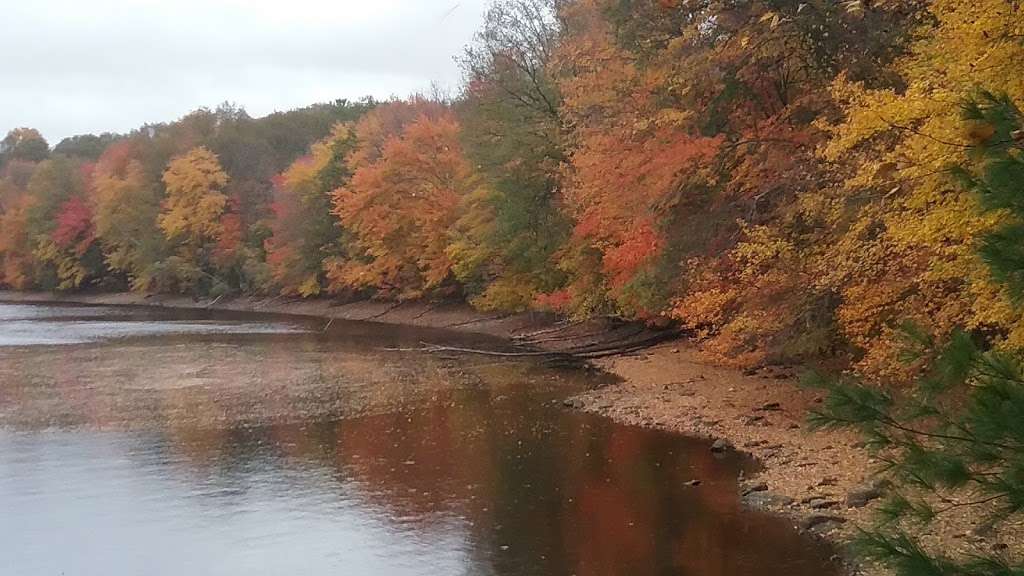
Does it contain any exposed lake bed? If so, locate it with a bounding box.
[0,300,841,575]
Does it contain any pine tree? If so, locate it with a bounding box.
[807,92,1024,575]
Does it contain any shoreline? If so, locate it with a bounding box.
[578,345,878,554]
[7,290,1006,574]
[3,290,868,568]
[0,291,555,340]
[577,343,1022,576]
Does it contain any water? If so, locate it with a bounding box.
[0,302,837,576]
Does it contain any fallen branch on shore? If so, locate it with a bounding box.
[383,342,565,357]
[382,328,682,360]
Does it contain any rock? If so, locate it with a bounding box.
[671,348,680,354]
[684,479,702,487]
[845,484,883,508]
[562,398,584,409]
[817,477,838,487]
[801,514,847,531]
[759,402,782,411]
[807,498,840,510]
[710,439,732,453]
[742,367,759,376]
[743,491,795,509]
[970,520,996,538]
[742,481,769,495]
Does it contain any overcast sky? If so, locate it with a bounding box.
[2,0,491,144]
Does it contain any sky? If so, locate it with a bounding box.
[2,0,491,144]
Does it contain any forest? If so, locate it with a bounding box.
[1,0,1022,385]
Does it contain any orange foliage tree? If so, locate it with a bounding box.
[327,101,475,299]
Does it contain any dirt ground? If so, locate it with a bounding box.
[574,343,1023,575]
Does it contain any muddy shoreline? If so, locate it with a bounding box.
[0,291,555,340]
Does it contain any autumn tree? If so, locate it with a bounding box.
[453,0,570,311]
[266,124,357,296]
[813,0,1024,378]
[157,146,229,293]
[329,101,472,299]
[809,92,1024,576]
[87,140,166,290]
[546,0,926,364]
[0,193,36,289]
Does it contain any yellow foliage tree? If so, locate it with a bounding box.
[815,0,1024,377]
[0,195,36,289]
[155,146,230,293]
[91,150,164,291]
[159,147,229,247]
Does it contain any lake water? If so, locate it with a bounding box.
[0,301,837,576]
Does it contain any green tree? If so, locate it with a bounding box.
[454,0,569,311]
[53,133,121,161]
[0,128,49,166]
[808,92,1024,576]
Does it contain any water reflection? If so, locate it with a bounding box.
[0,303,837,576]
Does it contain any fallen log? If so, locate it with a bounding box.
[382,327,683,360]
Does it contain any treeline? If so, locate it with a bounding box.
[2,0,1023,379]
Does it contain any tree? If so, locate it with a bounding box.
[157,147,229,293]
[266,124,356,296]
[0,128,49,166]
[454,0,570,311]
[328,102,472,299]
[35,179,106,291]
[814,0,1024,377]
[90,140,166,291]
[159,147,228,247]
[0,194,36,289]
[54,133,121,161]
[808,92,1024,576]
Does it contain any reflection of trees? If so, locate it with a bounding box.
[1,330,836,576]
[268,399,836,576]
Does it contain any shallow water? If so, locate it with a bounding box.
[0,302,837,576]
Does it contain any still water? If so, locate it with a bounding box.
[0,302,837,576]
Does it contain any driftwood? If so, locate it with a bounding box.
[383,327,682,361]
[383,343,567,357]
[511,319,585,341]
[203,294,224,309]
